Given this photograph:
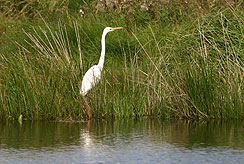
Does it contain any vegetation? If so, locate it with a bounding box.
[0,0,244,120]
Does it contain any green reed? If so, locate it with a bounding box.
[1,1,244,120]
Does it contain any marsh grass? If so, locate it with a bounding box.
[1,1,244,120]
[0,0,70,20]
[1,20,84,120]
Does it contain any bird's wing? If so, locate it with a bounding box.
[80,65,102,95]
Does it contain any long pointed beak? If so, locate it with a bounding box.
[111,27,123,30]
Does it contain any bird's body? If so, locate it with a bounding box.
[80,27,122,96]
[80,65,102,96]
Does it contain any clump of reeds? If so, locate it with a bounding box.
[124,8,244,119]
[0,19,87,120]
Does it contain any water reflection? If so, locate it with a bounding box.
[0,119,244,149]
[0,121,82,149]
[78,119,244,149]
[0,119,244,164]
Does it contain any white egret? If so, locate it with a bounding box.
[80,27,123,96]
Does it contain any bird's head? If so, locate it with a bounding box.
[104,27,123,34]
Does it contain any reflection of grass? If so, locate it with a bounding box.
[1,119,244,148]
[0,121,83,148]
[1,1,244,120]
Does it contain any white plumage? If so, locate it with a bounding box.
[80,65,102,96]
[80,27,122,96]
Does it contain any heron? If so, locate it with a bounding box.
[80,27,123,96]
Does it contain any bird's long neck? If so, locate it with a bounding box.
[98,32,106,68]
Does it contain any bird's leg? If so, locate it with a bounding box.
[85,102,92,119]
[83,96,92,118]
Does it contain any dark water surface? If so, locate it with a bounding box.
[0,119,244,164]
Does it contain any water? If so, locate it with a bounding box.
[0,119,244,164]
